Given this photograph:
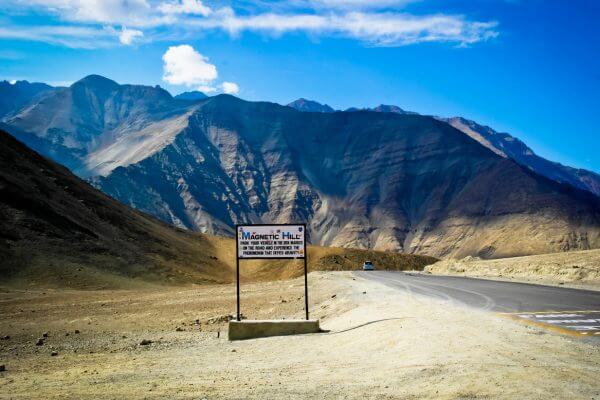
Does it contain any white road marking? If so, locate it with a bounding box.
[543,319,600,324]
[564,325,600,331]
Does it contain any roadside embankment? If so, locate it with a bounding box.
[426,249,600,290]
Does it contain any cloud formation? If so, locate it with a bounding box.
[221,81,239,94]
[162,44,218,87]
[118,26,144,45]
[1,0,499,48]
[158,0,211,16]
[161,45,239,95]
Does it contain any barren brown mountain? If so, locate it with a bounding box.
[3,76,600,259]
[0,129,435,288]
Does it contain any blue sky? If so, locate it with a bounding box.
[0,0,598,172]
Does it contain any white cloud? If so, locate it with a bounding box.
[2,1,499,48]
[9,80,17,85]
[158,0,211,16]
[190,9,498,46]
[14,0,165,27]
[221,81,239,94]
[162,44,218,87]
[197,85,217,93]
[118,26,144,45]
[0,24,116,48]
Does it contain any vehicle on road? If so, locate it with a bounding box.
[362,260,374,271]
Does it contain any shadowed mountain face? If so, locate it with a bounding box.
[3,75,192,176]
[348,102,600,197]
[175,91,208,101]
[0,128,233,288]
[442,117,600,197]
[2,77,599,259]
[287,98,335,113]
[0,80,55,119]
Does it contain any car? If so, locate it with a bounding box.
[362,260,374,271]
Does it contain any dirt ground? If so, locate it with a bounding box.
[0,272,599,399]
[426,249,600,291]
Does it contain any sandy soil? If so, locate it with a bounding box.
[0,272,599,399]
[426,249,600,291]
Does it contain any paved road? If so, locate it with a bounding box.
[355,271,600,338]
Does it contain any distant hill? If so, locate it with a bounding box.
[0,128,436,287]
[0,80,55,118]
[175,91,208,101]
[3,75,192,176]
[2,76,599,260]
[295,100,600,197]
[0,128,233,288]
[442,116,600,197]
[287,98,335,113]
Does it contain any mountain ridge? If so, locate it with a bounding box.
[2,76,599,259]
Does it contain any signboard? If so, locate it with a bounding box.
[237,224,306,259]
[235,223,309,321]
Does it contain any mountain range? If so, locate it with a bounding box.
[1,75,599,259]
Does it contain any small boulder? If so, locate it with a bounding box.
[331,294,337,299]
[1,335,9,340]
[51,351,58,357]
[139,339,153,346]
[74,330,80,334]
[0,365,5,372]
[176,327,184,332]
[35,338,44,346]
[42,332,49,338]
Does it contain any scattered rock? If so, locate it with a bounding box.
[231,349,236,352]
[176,327,184,332]
[122,335,127,339]
[35,338,44,346]
[1,335,9,340]
[207,315,235,324]
[281,299,287,303]
[51,351,58,357]
[331,294,337,299]
[362,291,367,294]
[74,330,80,334]
[194,319,201,326]
[42,332,49,338]
[0,365,5,372]
[139,339,153,346]
[65,332,70,337]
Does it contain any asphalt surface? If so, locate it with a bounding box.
[355,271,600,338]
[355,271,600,312]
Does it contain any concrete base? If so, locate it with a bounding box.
[228,319,321,341]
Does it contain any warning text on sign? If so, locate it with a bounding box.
[237,224,306,259]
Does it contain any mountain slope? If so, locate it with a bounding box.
[3,78,599,259]
[443,117,600,196]
[4,75,193,176]
[293,101,599,197]
[287,98,335,113]
[90,95,600,259]
[0,80,55,118]
[175,91,208,101]
[0,128,234,288]
[0,128,437,287]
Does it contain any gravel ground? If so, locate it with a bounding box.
[0,272,599,399]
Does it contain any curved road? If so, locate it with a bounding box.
[355,271,600,338]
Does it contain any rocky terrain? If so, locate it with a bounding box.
[426,248,600,290]
[0,128,435,288]
[0,80,55,119]
[2,76,599,259]
[1,272,598,399]
[289,98,600,197]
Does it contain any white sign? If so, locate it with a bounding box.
[237,224,306,259]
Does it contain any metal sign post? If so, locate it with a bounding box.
[235,223,308,321]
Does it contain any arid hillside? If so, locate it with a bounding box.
[0,130,436,289]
